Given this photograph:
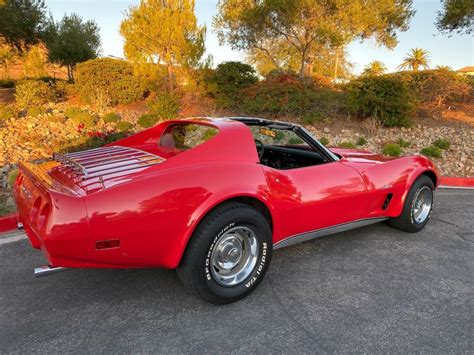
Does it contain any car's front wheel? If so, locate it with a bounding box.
[389,175,435,233]
[177,202,272,304]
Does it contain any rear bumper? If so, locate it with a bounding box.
[13,170,91,268]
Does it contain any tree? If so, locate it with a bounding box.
[436,0,474,34]
[43,13,101,81]
[0,43,16,78]
[120,0,206,92]
[214,0,415,77]
[398,48,430,71]
[362,61,387,76]
[0,0,47,53]
[23,44,45,77]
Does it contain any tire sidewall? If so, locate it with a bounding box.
[199,211,272,301]
[407,177,435,230]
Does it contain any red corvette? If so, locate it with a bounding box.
[14,117,438,304]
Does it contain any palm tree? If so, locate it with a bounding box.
[398,48,430,71]
[362,60,387,76]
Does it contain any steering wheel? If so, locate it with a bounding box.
[254,139,265,160]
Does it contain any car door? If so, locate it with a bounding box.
[263,159,368,240]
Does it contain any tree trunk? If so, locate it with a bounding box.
[67,65,74,81]
[333,48,339,81]
[299,50,307,78]
[167,64,174,92]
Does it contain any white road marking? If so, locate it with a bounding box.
[0,231,27,245]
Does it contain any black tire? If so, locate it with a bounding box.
[177,202,273,304]
[389,175,435,233]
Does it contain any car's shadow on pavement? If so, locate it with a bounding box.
[1,190,473,353]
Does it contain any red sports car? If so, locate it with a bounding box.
[14,117,438,304]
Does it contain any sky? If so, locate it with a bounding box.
[45,0,473,74]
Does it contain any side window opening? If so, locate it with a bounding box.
[159,124,218,151]
[248,125,327,170]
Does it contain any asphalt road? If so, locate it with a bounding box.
[1,189,473,353]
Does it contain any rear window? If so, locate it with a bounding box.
[159,124,218,150]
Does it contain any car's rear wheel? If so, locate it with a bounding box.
[177,202,272,304]
[389,175,434,233]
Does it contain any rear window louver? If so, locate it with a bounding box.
[53,146,164,191]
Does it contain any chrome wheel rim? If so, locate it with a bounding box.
[210,226,259,287]
[412,186,433,224]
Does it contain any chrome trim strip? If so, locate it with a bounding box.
[274,217,388,250]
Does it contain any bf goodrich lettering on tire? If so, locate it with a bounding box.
[205,222,235,282]
[177,202,272,304]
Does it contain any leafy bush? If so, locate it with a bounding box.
[64,107,97,127]
[433,138,450,150]
[53,80,75,101]
[137,113,159,128]
[0,104,16,121]
[115,121,134,132]
[0,79,14,88]
[421,145,442,158]
[397,137,412,148]
[146,92,180,119]
[301,111,324,124]
[8,169,19,188]
[75,58,145,108]
[347,75,413,127]
[356,137,367,146]
[211,61,258,104]
[241,74,343,118]
[14,79,55,109]
[397,69,471,106]
[319,137,329,146]
[383,143,402,157]
[339,141,356,149]
[103,112,121,123]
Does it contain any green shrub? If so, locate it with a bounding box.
[53,80,75,101]
[212,61,258,100]
[0,79,14,88]
[339,141,356,149]
[115,121,134,132]
[397,69,471,106]
[288,137,304,145]
[347,75,413,127]
[27,106,46,117]
[301,111,324,125]
[421,145,442,158]
[65,107,97,127]
[241,74,343,118]
[319,137,329,146]
[137,114,159,128]
[356,137,367,146]
[397,137,411,148]
[146,92,180,119]
[75,58,145,108]
[433,138,450,150]
[0,104,16,121]
[383,143,402,157]
[8,169,19,188]
[14,79,55,109]
[103,112,121,123]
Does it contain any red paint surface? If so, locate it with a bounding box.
[6,118,448,266]
[439,176,474,188]
[0,213,18,233]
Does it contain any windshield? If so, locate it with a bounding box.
[249,125,309,148]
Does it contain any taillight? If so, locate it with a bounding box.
[15,173,24,187]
